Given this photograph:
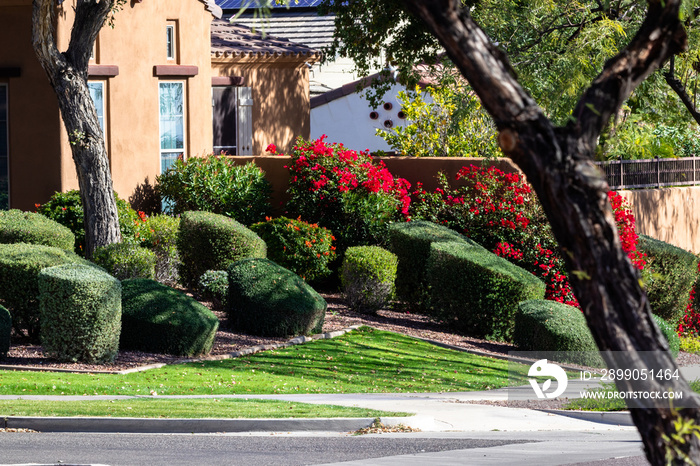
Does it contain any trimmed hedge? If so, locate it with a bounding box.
[427,241,545,341]
[177,211,266,287]
[388,220,477,309]
[121,279,219,356]
[0,243,92,340]
[0,305,10,358]
[514,300,679,365]
[198,270,229,308]
[227,258,326,337]
[38,264,121,364]
[638,235,698,323]
[0,210,75,250]
[341,246,397,315]
[92,242,157,281]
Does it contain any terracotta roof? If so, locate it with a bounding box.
[211,19,322,62]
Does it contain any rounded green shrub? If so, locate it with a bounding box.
[39,264,121,364]
[0,243,92,340]
[638,235,698,323]
[652,313,680,358]
[227,258,327,337]
[341,246,397,315]
[250,216,336,282]
[198,270,229,308]
[121,279,219,356]
[0,210,74,250]
[513,299,603,366]
[177,211,266,287]
[0,305,10,358]
[92,242,157,281]
[135,214,180,284]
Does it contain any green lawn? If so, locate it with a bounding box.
[0,327,526,396]
[0,398,408,419]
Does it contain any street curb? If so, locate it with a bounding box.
[538,409,635,426]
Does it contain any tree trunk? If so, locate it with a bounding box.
[401,0,700,463]
[32,0,120,257]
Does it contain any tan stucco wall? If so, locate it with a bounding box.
[212,62,311,154]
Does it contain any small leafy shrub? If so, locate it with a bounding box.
[680,335,700,354]
[341,246,397,315]
[0,210,75,250]
[198,270,229,308]
[134,213,180,283]
[427,241,545,341]
[637,235,698,323]
[679,263,700,337]
[250,216,336,282]
[177,211,266,288]
[513,300,603,367]
[652,314,680,358]
[121,279,219,356]
[387,220,475,309]
[92,242,157,281]
[0,243,92,339]
[38,264,121,364]
[282,136,411,252]
[227,258,326,337]
[0,305,10,358]
[36,190,140,255]
[156,156,271,225]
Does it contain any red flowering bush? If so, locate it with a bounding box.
[280,136,410,252]
[678,262,700,337]
[410,165,645,307]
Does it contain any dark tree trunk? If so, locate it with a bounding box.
[401,0,700,463]
[32,0,120,257]
[665,57,700,126]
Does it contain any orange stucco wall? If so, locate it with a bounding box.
[212,61,311,155]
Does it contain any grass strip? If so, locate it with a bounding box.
[0,398,409,419]
[0,327,528,396]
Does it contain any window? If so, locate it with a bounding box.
[0,84,7,210]
[212,86,253,155]
[159,82,185,173]
[166,23,176,61]
[88,81,105,137]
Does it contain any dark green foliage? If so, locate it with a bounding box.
[513,299,603,366]
[36,190,139,255]
[250,216,336,282]
[198,270,229,308]
[388,220,477,309]
[177,211,267,287]
[120,279,219,356]
[638,235,698,323]
[227,258,327,337]
[0,243,92,339]
[0,305,10,358]
[652,314,680,358]
[427,241,545,341]
[0,210,75,250]
[341,246,397,315]
[92,242,157,281]
[155,157,272,225]
[38,264,121,364]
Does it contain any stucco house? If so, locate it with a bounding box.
[0,0,319,211]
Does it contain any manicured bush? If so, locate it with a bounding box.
[513,299,603,366]
[250,216,336,282]
[227,258,326,337]
[388,220,476,309]
[637,235,698,323]
[38,264,121,364]
[341,246,397,315]
[0,305,10,358]
[198,270,229,308]
[0,243,92,340]
[92,242,157,281]
[120,279,219,356]
[36,190,140,255]
[0,210,75,250]
[653,313,680,358]
[156,156,271,225]
[177,211,266,288]
[427,241,545,341]
[134,213,180,284]
[283,136,411,252]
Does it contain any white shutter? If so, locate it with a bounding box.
[236,87,253,155]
